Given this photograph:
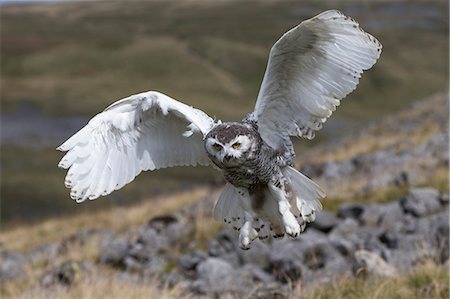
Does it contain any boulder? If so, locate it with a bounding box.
[99,239,129,266]
[0,251,27,281]
[401,188,442,217]
[40,260,93,287]
[310,211,339,233]
[353,250,398,278]
[191,258,235,294]
[179,251,208,272]
[336,204,365,220]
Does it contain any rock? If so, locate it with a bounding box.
[99,239,129,266]
[40,260,93,287]
[360,204,386,226]
[353,250,398,278]
[238,239,271,268]
[179,251,208,272]
[323,160,355,178]
[136,227,170,252]
[310,211,339,233]
[269,230,341,283]
[147,214,194,245]
[27,243,62,265]
[248,283,289,299]
[337,203,365,220]
[191,258,235,294]
[329,219,386,257]
[401,188,442,217]
[378,201,405,229]
[238,264,275,284]
[208,229,237,257]
[0,251,27,281]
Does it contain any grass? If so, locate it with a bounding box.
[0,187,210,252]
[1,0,448,224]
[1,0,448,122]
[303,261,449,299]
[0,187,224,299]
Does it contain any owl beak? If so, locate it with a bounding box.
[223,155,232,162]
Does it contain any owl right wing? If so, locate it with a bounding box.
[254,10,382,150]
[57,91,215,202]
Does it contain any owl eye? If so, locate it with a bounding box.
[213,143,222,151]
[232,142,241,149]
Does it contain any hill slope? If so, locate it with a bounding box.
[1,92,448,299]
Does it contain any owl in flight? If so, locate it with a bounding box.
[58,10,381,249]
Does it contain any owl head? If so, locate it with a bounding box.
[204,123,258,166]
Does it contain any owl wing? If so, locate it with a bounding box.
[57,91,215,202]
[254,10,382,149]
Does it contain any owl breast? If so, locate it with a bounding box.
[204,121,283,189]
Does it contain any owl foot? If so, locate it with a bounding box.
[278,199,301,238]
[239,220,258,250]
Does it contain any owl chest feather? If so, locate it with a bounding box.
[222,145,279,188]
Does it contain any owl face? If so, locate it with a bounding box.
[204,123,256,166]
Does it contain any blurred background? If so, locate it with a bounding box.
[1,0,448,223]
[0,1,448,298]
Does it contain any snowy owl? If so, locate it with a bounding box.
[58,10,382,249]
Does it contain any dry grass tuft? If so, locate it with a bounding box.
[304,261,449,299]
[0,188,210,252]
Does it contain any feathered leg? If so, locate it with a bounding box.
[268,182,301,238]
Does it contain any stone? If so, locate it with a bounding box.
[179,251,208,272]
[136,227,170,252]
[99,239,129,266]
[353,250,398,278]
[238,239,271,268]
[191,258,235,294]
[378,201,405,230]
[40,260,93,287]
[0,251,27,281]
[401,188,442,217]
[337,203,365,220]
[310,211,339,233]
[27,243,62,265]
[248,283,289,299]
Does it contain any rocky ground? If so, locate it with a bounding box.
[1,93,448,298]
[2,186,448,298]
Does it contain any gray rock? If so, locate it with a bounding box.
[27,243,62,265]
[238,264,275,284]
[137,227,170,252]
[248,283,289,299]
[238,239,271,268]
[353,250,398,278]
[401,188,442,217]
[269,230,342,283]
[191,258,235,294]
[0,251,27,281]
[310,211,339,233]
[360,204,386,226]
[147,214,194,245]
[179,251,208,272]
[40,260,93,287]
[337,203,365,220]
[99,239,129,266]
[208,229,238,257]
[379,201,405,230]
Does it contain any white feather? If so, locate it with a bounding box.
[254,10,382,149]
[283,166,326,222]
[57,91,215,202]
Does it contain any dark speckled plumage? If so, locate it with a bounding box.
[204,117,294,190]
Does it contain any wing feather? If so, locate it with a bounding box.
[58,91,215,202]
[254,10,382,149]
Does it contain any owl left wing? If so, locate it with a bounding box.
[57,91,215,202]
[254,10,382,149]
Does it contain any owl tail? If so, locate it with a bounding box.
[282,166,325,223]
